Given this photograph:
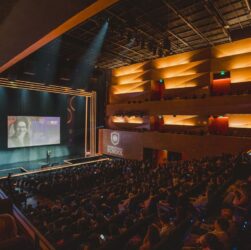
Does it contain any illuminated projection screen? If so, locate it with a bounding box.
[8,116,60,148]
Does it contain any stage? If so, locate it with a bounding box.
[0,154,108,178]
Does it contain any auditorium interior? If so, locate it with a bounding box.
[0,0,251,249]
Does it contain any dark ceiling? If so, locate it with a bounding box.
[2,0,251,85]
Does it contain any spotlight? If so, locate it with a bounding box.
[158,79,164,84]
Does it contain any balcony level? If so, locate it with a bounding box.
[106,93,251,116]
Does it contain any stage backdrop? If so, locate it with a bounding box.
[0,87,86,165]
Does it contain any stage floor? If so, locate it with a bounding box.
[0,155,105,177]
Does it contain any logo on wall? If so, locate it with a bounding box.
[111,132,120,146]
[107,131,123,156]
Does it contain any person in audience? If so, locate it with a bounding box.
[200,233,224,250]
[196,218,230,249]
[157,214,173,237]
[140,224,160,250]
[232,185,248,207]
[220,206,237,239]
[0,154,238,250]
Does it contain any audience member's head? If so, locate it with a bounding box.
[214,217,229,232]
[144,224,160,247]
[201,233,224,250]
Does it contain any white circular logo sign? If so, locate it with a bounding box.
[111,132,120,146]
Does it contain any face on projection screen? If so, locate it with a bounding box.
[8,116,60,148]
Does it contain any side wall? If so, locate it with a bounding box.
[99,129,251,160]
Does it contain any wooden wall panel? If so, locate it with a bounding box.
[152,48,211,68]
[151,60,210,79]
[112,61,151,77]
[231,67,251,84]
[111,70,152,85]
[99,129,251,160]
[211,38,251,58]
[99,129,143,160]
[211,52,251,72]
[164,73,210,89]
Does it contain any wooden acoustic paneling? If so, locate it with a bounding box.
[99,129,143,160]
[99,129,251,160]
[231,67,251,84]
[112,61,151,77]
[211,37,251,58]
[110,80,151,94]
[227,114,251,128]
[109,37,251,110]
[163,115,206,126]
[164,72,210,90]
[151,60,210,79]
[111,70,152,85]
[211,52,251,72]
[151,48,211,69]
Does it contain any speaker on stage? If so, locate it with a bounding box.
[46,150,51,164]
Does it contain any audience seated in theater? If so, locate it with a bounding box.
[0,154,243,250]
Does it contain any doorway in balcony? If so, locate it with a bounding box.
[143,148,182,166]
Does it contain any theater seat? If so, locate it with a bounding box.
[0,213,18,241]
[0,236,32,250]
[0,198,13,214]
